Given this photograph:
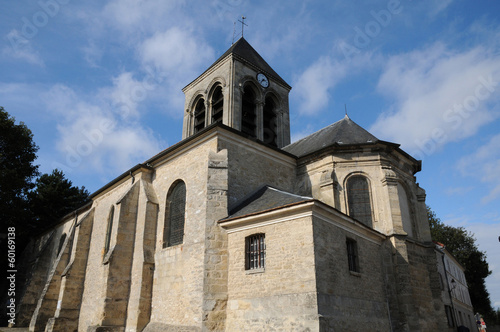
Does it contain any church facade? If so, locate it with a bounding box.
[17,38,451,331]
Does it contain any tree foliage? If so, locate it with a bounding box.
[0,106,39,234]
[427,206,495,319]
[0,107,90,238]
[29,169,90,233]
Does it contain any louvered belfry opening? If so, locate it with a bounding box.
[241,86,257,138]
[263,96,277,147]
[194,98,206,134]
[211,85,223,124]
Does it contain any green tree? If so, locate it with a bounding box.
[428,206,495,320]
[29,169,90,233]
[0,107,39,236]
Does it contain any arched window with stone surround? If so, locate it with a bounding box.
[193,97,206,134]
[211,85,223,124]
[163,180,187,248]
[263,95,278,147]
[241,85,257,138]
[346,175,373,226]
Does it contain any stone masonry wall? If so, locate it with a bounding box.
[219,135,296,210]
[147,137,219,330]
[406,241,448,331]
[78,176,139,330]
[225,216,319,331]
[312,215,391,332]
[16,220,74,327]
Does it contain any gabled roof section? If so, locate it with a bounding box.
[282,115,379,158]
[224,186,313,220]
[185,37,290,90]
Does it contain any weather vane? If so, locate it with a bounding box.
[232,16,248,44]
[238,16,247,38]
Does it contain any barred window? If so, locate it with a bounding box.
[346,238,359,273]
[104,205,114,254]
[347,175,373,226]
[163,181,186,248]
[245,233,265,270]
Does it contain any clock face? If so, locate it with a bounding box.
[257,73,269,88]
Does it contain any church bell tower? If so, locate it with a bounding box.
[182,38,291,148]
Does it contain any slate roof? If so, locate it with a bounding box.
[223,186,313,220]
[282,115,380,158]
[185,37,290,90]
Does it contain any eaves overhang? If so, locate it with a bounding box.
[219,199,386,244]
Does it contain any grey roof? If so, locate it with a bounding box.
[187,37,290,89]
[224,186,313,220]
[282,115,379,158]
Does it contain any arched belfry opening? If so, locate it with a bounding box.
[263,95,278,147]
[241,85,257,138]
[193,97,206,134]
[211,85,223,124]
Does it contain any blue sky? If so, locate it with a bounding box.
[2,0,499,309]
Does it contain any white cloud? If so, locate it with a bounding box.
[370,42,500,158]
[293,56,347,115]
[102,0,184,33]
[428,0,454,17]
[42,84,164,176]
[3,29,44,65]
[101,72,145,120]
[140,27,214,74]
[457,134,500,204]
[139,27,215,112]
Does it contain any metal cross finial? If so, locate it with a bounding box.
[238,16,247,38]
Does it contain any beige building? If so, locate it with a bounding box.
[17,37,451,331]
[435,242,476,331]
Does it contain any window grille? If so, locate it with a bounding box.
[346,238,359,273]
[164,181,186,248]
[347,175,373,226]
[246,233,265,270]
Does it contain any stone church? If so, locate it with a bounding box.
[16,37,451,331]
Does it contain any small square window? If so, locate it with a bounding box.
[346,238,359,273]
[245,234,265,270]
